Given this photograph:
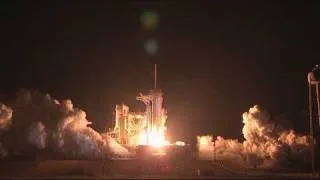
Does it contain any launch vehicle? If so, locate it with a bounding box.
[108,64,169,148]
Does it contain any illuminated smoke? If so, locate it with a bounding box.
[198,105,310,168]
[0,89,131,159]
[0,143,7,158]
[0,103,13,131]
[28,121,47,149]
[104,134,133,158]
[0,103,12,158]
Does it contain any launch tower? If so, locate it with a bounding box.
[136,64,167,145]
[109,64,167,147]
[307,64,320,173]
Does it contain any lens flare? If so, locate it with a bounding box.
[140,10,159,31]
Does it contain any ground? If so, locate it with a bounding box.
[0,159,317,179]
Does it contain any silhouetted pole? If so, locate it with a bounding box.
[308,81,315,174]
[316,84,320,127]
[154,63,157,89]
[214,141,216,161]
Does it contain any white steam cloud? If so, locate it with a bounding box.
[198,105,310,168]
[28,121,47,149]
[0,90,131,160]
[0,89,311,168]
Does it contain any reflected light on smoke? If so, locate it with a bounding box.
[197,105,310,168]
[199,136,212,146]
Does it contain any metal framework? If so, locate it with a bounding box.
[109,63,167,146]
[307,65,320,174]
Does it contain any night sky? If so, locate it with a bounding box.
[2,1,320,142]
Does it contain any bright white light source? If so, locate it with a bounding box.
[175,141,186,146]
[139,127,169,148]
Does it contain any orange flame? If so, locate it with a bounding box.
[139,127,170,147]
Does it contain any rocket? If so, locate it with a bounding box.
[136,64,166,144]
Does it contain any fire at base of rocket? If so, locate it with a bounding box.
[108,89,170,148]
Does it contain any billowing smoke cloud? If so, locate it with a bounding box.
[0,89,131,159]
[198,105,310,168]
[28,121,47,149]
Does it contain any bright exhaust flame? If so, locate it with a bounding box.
[139,127,170,148]
[175,141,186,146]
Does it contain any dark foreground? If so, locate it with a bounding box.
[0,159,318,179]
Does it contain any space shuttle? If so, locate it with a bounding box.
[136,64,167,143]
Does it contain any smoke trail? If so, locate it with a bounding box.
[198,105,310,168]
[0,89,131,159]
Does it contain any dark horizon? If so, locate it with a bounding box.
[2,1,320,142]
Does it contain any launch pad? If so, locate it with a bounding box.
[108,88,168,148]
[0,159,316,179]
[0,65,318,178]
[108,64,182,154]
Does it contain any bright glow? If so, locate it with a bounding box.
[175,141,186,146]
[200,137,208,145]
[198,136,212,146]
[139,127,170,148]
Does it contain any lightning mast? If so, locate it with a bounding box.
[154,64,157,89]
